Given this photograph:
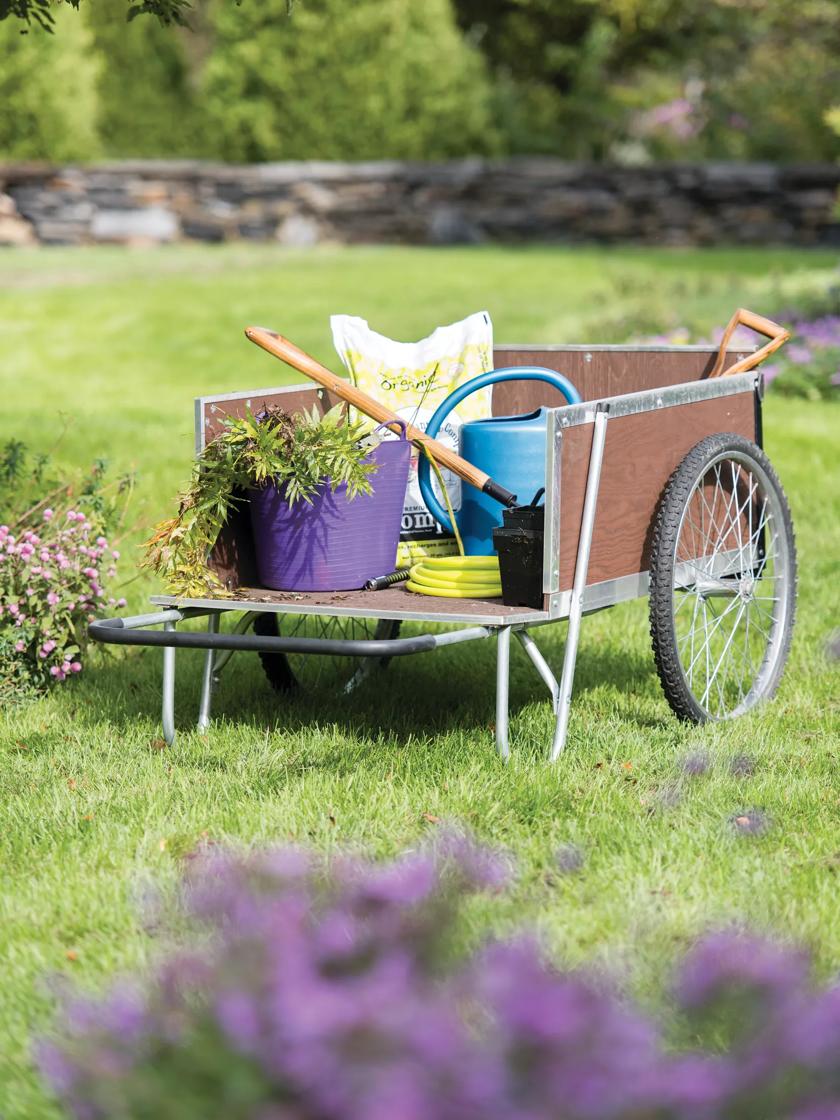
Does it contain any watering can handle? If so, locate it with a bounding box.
[417,367,582,536]
[709,308,790,379]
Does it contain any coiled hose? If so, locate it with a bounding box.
[405,450,502,598]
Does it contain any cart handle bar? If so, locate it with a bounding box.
[89,613,491,657]
[709,308,790,379]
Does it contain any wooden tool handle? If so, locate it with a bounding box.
[244,326,496,495]
[709,308,790,379]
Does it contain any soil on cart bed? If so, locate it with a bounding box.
[151,584,551,627]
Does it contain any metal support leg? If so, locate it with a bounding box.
[516,629,559,710]
[495,625,512,761]
[551,406,609,761]
[197,612,220,733]
[162,620,177,746]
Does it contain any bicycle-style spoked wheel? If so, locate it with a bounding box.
[649,433,796,723]
[253,612,402,695]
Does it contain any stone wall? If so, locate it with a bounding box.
[1,159,839,248]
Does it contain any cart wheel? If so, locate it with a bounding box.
[253,613,402,695]
[649,433,796,723]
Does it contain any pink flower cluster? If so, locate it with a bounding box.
[0,508,125,689]
[641,96,702,141]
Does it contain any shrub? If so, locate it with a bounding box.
[0,441,131,701]
[639,277,840,401]
[86,3,209,158]
[201,0,500,162]
[39,833,840,1120]
[760,316,840,401]
[0,6,100,161]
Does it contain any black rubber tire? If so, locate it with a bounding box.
[253,612,298,693]
[648,432,796,723]
[253,612,402,694]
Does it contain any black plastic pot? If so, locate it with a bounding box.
[492,489,545,609]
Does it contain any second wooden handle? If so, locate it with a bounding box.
[244,326,493,492]
[709,308,790,378]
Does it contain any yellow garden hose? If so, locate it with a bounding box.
[406,450,502,598]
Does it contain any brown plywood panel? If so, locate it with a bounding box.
[557,390,757,589]
[208,499,259,590]
[199,385,330,447]
[491,348,725,414]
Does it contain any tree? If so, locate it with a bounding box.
[451,0,840,161]
[0,0,201,31]
[0,5,100,159]
[86,3,208,157]
[201,0,500,162]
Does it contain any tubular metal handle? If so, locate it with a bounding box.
[709,308,790,379]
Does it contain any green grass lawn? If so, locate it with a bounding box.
[1,244,839,1118]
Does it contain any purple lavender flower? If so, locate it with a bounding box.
[792,1105,840,1120]
[787,344,814,365]
[730,753,756,777]
[657,781,682,809]
[38,839,840,1120]
[681,748,710,777]
[555,842,585,874]
[760,361,782,384]
[730,808,769,836]
[676,929,810,1011]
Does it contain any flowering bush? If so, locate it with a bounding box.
[758,314,840,401]
[642,301,840,402]
[39,834,840,1120]
[0,440,130,701]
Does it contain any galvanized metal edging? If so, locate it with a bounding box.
[548,570,650,620]
[548,370,759,429]
[541,408,563,596]
[496,343,752,354]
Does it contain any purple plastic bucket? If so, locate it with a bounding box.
[249,424,411,591]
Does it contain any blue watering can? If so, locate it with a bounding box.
[417,367,581,555]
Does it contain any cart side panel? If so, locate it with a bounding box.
[197,384,336,452]
[207,500,258,590]
[491,348,742,414]
[556,389,758,591]
[198,385,332,590]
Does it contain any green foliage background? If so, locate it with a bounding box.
[0,7,100,160]
[202,0,499,161]
[87,2,207,158]
[0,0,838,162]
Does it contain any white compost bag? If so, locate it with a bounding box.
[331,312,493,565]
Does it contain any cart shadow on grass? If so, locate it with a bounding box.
[78,632,660,764]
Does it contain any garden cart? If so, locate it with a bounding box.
[90,309,796,760]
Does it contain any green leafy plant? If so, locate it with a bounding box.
[144,404,377,598]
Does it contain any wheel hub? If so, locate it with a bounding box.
[738,576,755,601]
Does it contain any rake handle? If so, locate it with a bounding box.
[245,326,515,505]
[709,308,790,379]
